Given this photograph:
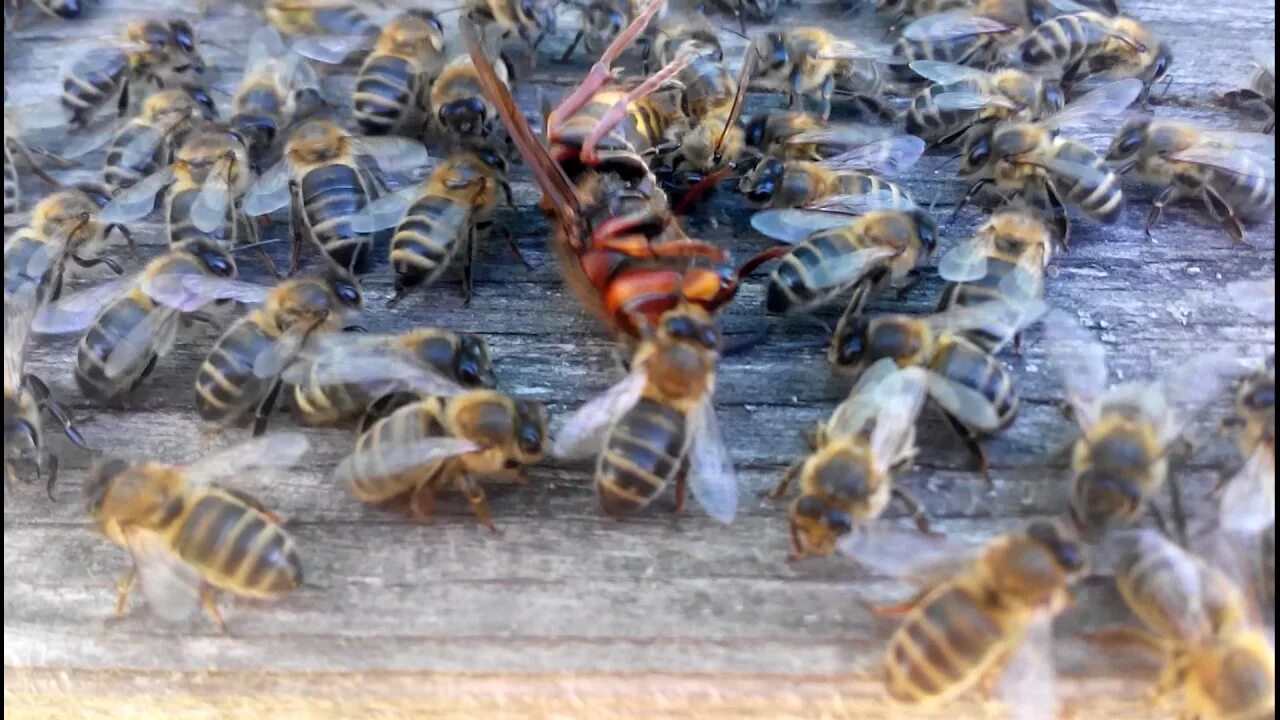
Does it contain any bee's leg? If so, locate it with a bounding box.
[941,412,991,486]
[499,179,515,207]
[9,139,66,187]
[735,0,746,34]
[241,208,279,278]
[112,566,138,619]
[1144,184,1175,241]
[460,475,498,534]
[1147,500,1173,540]
[287,181,306,275]
[786,521,806,562]
[671,457,689,515]
[1167,470,1188,547]
[1264,116,1275,134]
[27,374,87,450]
[863,587,932,619]
[580,51,695,166]
[558,29,585,63]
[409,482,438,522]
[251,380,283,438]
[892,487,939,536]
[1043,182,1070,250]
[1082,625,1165,652]
[460,226,476,307]
[117,79,131,118]
[948,178,991,226]
[818,75,835,123]
[547,0,667,136]
[762,459,804,500]
[199,584,228,634]
[787,68,804,112]
[493,224,533,269]
[1202,186,1249,246]
[70,252,125,276]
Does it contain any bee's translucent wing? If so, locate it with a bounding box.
[908,60,990,85]
[938,238,990,282]
[787,125,887,149]
[997,610,1059,720]
[926,371,1002,432]
[141,274,272,312]
[119,126,174,170]
[1044,79,1142,129]
[1252,39,1275,77]
[332,436,481,486]
[809,190,919,214]
[124,526,203,623]
[838,524,983,583]
[281,342,467,398]
[100,168,176,224]
[902,11,1013,42]
[818,136,926,175]
[191,159,237,232]
[103,308,179,379]
[4,98,70,132]
[252,324,311,379]
[828,357,902,440]
[352,136,430,176]
[930,296,1047,349]
[1198,129,1275,158]
[185,432,311,486]
[291,34,371,64]
[61,119,125,159]
[552,371,648,459]
[1042,309,1108,428]
[1167,145,1276,181]
[868,367,928,474]
[247,27,288,67]
[1220,448,1276,538]
[806,245,899,291]
[242,161,292,217]
[934,91,1021,111]
[1157,350,1240,447]
[750,208,853,244]
[688,399,738,524]
[1227,278,1276,323]
[31,277,135,334]
[349,184,423,233]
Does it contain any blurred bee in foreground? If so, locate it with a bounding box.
[242,118,429,274]
[334,388,547,531]
[85,434,308,631]
[1223,41,1275,134]
[32,240,266,406]
[230,28,328,164]
[5,0,86,25]
[1013,10,1171,99]
[738,133,925,210]
[867,520,1087,715]
[1093,530,1275,720]
[559,0,647,62]
[553,305,739,522]
[265,0,380,40]
[464,0,558,49]
[351,144,519,306]
[1106,119,1276,245]
[59,18,208,127]
[195,270,364,436]
[905,61,1065,147]
[766,359,931,560]
[285,327,497,428]
[955,78,1141,244]
[1044,310,1235,539]
[745,28,895,121]
[1217,280,1275,537]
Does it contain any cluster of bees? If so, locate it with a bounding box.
[2,0,1276,714]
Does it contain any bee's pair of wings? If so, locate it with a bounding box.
[936,222,1049,300]
[281,331,469,399]
[908,60,1050,113]
[240,135,429,217]
[550,369,737,523]
[99,150,246,233]
[120,433,310,622]
[749,182,923,245]
[346,179,472,235]
[826,359,930,476]
[1041,309,1240,444]
[1164,128,1276,183]
[277,2,436,66]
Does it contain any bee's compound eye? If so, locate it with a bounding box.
[334,280,362,306]
[171,21,197,53]
[826,509,853,536]
[967,134,991,167]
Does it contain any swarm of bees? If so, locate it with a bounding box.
[3,0,1275,713]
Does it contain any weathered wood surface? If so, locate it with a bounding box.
[3,0,1276,717]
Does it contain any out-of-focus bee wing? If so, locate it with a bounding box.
[124,526,203,623]
[750,209,853,244]
[291,34,371,64]
[1043,79,1142,129]
[31,277,135,335]
[1252,39,1276,77]
[1156,350,1239,446]
[251,324,310,379]
[828,357,901,440]
[349,184,422,233]
[933,91,1021,111]
[1220,446,1276,535]
[60,119,125,159]
[351,136,430,177]
[901,11,1013,42]
[925,371,1002,432]
[185,432,311,486]
[908,60,990,85]
[551,370,648,460]
[4,99,70,132]
[937,238,990,282]
[191,160,237,233]
[1167,145,1276,182]
[787,126,885,150]
[242,161,293,217]
[103,308,179,379]
[997,610,1059,720]
[332,436,482,487]
[1226,278,1277,323]
[100,168,177,224]
[807,246,901,290]
[688,399,738,524]
[930,296,1047,349]
[119,127,176,170]
[1042,309,1108,428]
[1198,130,1275,158]
[818,136,926,175]
[809,190,918,214]
[247,27,288,67]
[141,274,272,312]
[280,343,467,398]
[839,525,984,582]
[821,40,900,65]
[868,367,928,474]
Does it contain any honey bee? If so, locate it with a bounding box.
[284,327,497,428]
[766,359,931,560]
[1043,310,1236,537]
[560,0,647,62]
[230,28,327,163]
[195,270,364,436]
[1099,529,1275,720]
[745,28,894,121]
[334,388,547,531]
[708,0,781,34]
[1218,280,1275,536]
[738,134,925,209]
[889,8,1022,70]
[905,61,1065,147]
[1106,119,1276,245]
[60,18,208,127]
[870,521,1087,713]
[830,289,1046,477]
[741,109,824,161]
[955,78,1140,243]
[350,145,516,306]
[750,204,938,316]
[5,186,128,294]
[242,118,429,274]
[85,434,309,631]
[464,0,559,54]
[1013,11,1171,97]
[6,0,85,24]
[553,305,739,521]
[265,0,379,40]
[935,204,1054,353]
[1224,41,1275,134]
[31,240,266,406]
[428,54,513,142]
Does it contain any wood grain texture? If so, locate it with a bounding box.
[3,0,1275,717]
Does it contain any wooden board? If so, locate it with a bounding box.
[3,0,1275,717]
